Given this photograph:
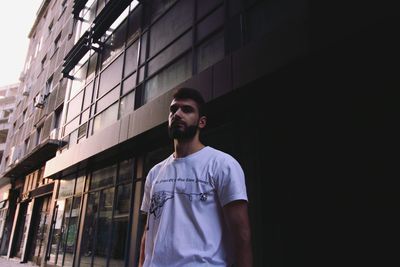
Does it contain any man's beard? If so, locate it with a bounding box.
[168,124,198,140]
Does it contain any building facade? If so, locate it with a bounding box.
[3,0,392,266]
[0,83,19,257]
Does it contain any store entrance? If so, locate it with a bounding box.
[11,202,28,259]
[26,195,51,265]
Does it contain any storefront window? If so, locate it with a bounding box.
[90,164,117,190]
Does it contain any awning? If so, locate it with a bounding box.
[2,139,64,179]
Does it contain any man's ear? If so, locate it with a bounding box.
[198,116,207,129]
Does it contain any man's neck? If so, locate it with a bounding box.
[173,138,205,158]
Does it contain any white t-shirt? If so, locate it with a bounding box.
[140,146,248,267]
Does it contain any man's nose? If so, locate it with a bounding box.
[174,108,183,118]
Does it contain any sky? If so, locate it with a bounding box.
[0,0,44,86]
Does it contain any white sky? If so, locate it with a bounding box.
[0,0,44,86]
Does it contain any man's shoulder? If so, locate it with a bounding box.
[148,155,173,174]
[205,146,238,164]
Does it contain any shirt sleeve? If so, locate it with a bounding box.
[140,170,153,213]
[215,155,248,206]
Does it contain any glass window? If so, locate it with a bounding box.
[122,72,137,95]
[56,198,72,266]
[80,109,90,125]
[92,102,118,134]
[118,159,134,183]
[144,52,192,104]
[76,173,85,194]
[96,85,120,115]
[90,164,117,190]
[139,32,147,65]
[127,4,142,43]
[149,0,178,22]
[197,31,224,72]
[66,91,84,123]
[48,200,65,264]
[119,91,135,118]
[58,177,76,199]
[101,20,127,68]
[93,188,114,267]
[63,196,82,267]
[70,61,88,98]
[197,0,223,19]
[79,192,99,267]
[64,117,79,136]
[124,40,139,77]
[87,53,98,81]
[149,0,193,57]
[109,185,131,267]
[148,30,192,77]
[83,82,94,110]
[98,55,123,98]
[196,6,224,42]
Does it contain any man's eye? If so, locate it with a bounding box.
[181,107,193,113]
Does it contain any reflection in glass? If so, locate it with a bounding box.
[197,31,224,72]
[90,164,117,190]
[57,198,72,266]
[118,159,134,183]
[144,53,192,104]
[63,196,82,267]
[48,200,65,264]
[80,192,99,267]
[92,103,118,134]
[119,91,135,118]
[93,188,114,267]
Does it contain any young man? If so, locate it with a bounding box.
[139,88,252,267]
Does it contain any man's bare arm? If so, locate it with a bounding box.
[223,200,253,267]
[138,214,147,267]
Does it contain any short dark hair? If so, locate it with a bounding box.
[172,87,206,116]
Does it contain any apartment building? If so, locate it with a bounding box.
[0,83,18,257]
[0,0,393,266]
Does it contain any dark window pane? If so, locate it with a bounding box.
[196,6,224,42]
[148,30,192,77]
[80,192,99,267]
[87,53,98,80]
[101,20,127,68]
[139,32,147,65]
[63,196,82,267]
[118,159,134,183]
[144,52,192,104]
[57,198,72,266]
[127,4,142,43]
[98,55,123,98]
[197,0,223,19]
[93,188,114,267]
[124,41,139,77]
[149,0,193,57]
[197,31,224,72]
[149,0,178,22]
[90,164,117,190]
[114,184,131,216]
[48,200,65,264]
